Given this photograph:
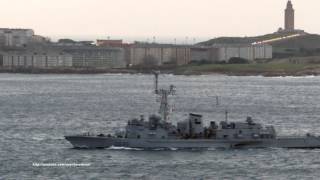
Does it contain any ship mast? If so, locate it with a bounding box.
[153,71,175,121]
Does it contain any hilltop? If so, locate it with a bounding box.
[198,32,298,46]
[198,32,320,48]
[198,32,320,58]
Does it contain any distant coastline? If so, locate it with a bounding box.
[2,62,320,77]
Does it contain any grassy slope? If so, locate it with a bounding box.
[198,32,298,46]
[271,34,320,49]
[199,33,320,50]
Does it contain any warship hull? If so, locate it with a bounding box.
[65,136,320,149]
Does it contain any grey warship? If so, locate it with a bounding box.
[65,73,320,149]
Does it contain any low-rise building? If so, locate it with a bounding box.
[190,47,219,63]
[129,44,191,66]
[0,28,35,47]
[96,39,131,48]
[216,44,272,61]
[61,46,126,68]
[96,39,132,66]
[0,49,72,68]
[190,44,272,63]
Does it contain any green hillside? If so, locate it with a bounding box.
[271,34,320,48]
[199,32,320,58]
[271,34,320,58]
[198,32,298,46]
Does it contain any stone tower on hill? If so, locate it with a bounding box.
[285,0,295,31]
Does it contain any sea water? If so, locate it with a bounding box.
[1,74,320,179]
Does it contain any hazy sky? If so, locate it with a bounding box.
[0,0,318,42]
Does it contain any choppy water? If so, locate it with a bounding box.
[1,74,320,179]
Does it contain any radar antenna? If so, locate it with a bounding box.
[153,71,176,121]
